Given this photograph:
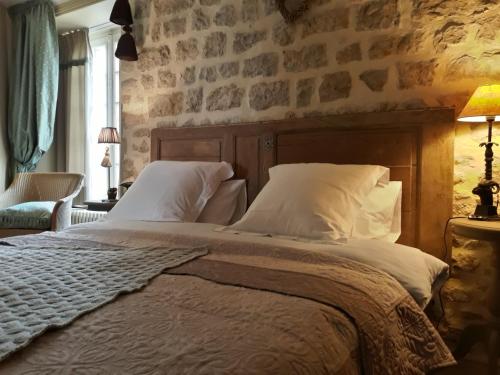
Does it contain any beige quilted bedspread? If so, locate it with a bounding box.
[0,228,455,374]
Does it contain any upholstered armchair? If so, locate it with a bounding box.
[0,173,84,238]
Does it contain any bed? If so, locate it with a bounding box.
[0,108,456,374]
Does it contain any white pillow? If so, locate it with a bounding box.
[197,180,247,225]
[352,181,402,242]
[340,238,449,307]
[107,161,233,222]
[225,163,389,241]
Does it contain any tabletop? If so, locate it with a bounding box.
[451,217,500,242]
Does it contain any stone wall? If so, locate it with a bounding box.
[120,0,500,335]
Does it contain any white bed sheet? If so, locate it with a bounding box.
[62,220,449,307]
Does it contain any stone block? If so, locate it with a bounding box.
[204,32,227,58]
[215,5,237,26]
[233,31,267,54]
[359,69,388,92]
[163,17,186,38]
[199,66,218,82]
[176,38,199,61]
[296,78,315,108]
[302,8,349,38]
[206,84,244,111]
[192,8,211,30]
[218,61,239,78]
[243,53,279,78]
[149,93,184,117]
[397,60,436,89]
[283,44,327,72]
[336,43,362,65]
[186,87,204,113]
[356,0,399,31]
[249,81,289,110]
[158,70,177,88]
[319,72,351,102]
[141,75,154,89]
[182,66,196,85]
[153,0,194,15]
[138,46,171,72]
[242,0,259,22]
[272,20,296,47]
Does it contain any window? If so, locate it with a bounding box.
[87,29,121,201]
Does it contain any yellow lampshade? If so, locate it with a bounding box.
[458,84,500,122]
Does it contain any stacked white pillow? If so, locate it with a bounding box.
[197,180,247,225]
[107,161,233,222]
[224,163,389,241]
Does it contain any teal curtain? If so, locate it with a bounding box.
[8,0,58,173]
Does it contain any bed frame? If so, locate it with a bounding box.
[151,108,456,259]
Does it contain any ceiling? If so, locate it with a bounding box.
[0,0,115,32]
[57,0,114,32]
[0,0,66,6]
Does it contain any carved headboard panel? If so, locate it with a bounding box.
[151,108,455,258]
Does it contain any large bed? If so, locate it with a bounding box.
[0,108,456,374]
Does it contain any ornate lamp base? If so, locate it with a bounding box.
[469,206,499,220]
[469,179,500,221]
[469,118,500,221]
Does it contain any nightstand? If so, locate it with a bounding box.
[451,218,500,375]
[84,200,118,212]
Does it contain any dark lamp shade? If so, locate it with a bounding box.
[115,31,138,61]
[98,127,121,144]
[110,0,133,26]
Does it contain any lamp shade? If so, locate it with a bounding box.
[458,84,500,122]
[110,0,133,26]
[98,127,121,144]
[115,27,138,61]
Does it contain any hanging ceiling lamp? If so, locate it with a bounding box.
[115,25,138,61]
[110,0,138,61]
[109,0,133,26]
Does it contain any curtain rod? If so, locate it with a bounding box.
[55,0,106,17]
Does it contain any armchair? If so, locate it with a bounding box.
[0,173,84,238]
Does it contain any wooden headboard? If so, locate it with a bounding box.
[151,108,455,258]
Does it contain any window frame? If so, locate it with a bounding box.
[88,27,121,199]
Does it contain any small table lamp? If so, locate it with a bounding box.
[98,127,121,201]
[458,84,500,220]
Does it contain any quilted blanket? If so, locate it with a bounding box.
[0,235,207,361]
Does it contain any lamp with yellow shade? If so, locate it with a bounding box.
[458,84,500,220]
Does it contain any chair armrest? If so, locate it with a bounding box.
[50,191,81,231]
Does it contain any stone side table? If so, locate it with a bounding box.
[452,218,500,375]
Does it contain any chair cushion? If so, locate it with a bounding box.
[0,201,56,230]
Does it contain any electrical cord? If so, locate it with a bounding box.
[435,216,467,330]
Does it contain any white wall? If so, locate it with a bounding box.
[0,6,10,190]
[36,145,56,172]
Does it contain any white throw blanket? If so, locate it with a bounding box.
[0,235,208,360]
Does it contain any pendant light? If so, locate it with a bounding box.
[110,0,138,61]
[115,25,138,61]
[109,0,133,26]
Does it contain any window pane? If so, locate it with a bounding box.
[114,103,120,128]
[87,33,121,202]
[114,41,120,72]
[114,72,120,105]
[88,42,111,200]
[90,44,108,128]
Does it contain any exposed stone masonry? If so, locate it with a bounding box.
[122,0,500,339]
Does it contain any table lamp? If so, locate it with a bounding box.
[98,127,121,201]
[458,84,500,220]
